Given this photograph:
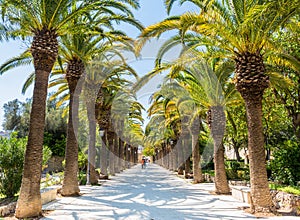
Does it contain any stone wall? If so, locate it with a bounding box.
[0,202,16,217]
[229,182,300,216]
[270,190,300,216]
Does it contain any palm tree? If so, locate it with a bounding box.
[1,0,103,217]
[94,57,140,175]
[146,82,196,175]
[136,32,236,191]
[62,55,83,195]
[58,17,142,193]
[168,54,238,192]
[140,0,299,212]
[111,91,145,169]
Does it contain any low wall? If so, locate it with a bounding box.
[0,186,59,217]
[271,190,300,215]
[230,185,300,216]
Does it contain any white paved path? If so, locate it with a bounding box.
[42,164,299,220]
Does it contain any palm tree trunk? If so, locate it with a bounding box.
[16,28,58,218]
[185,156,190,178]
[214,142,230,194]
[134,147,138,164]
[107,131,115,175]
[235,51,273,211]
[208,106,230,194]
[130,146,135,164]
[61,81,80,196]
[114,135,120,173]
[162,146,165,167]
[119,139,125,171]
[192,134,202,183]
[170,147,175,171]
[86,99,98,185]
[172,146,178,171]
[245,96,273,212]
[100,132,108,177]
[15,69,50,218]
[177,139,185,175]
[184,135,192,177]
[125,143,130,168]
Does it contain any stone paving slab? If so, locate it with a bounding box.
[42,164,299,220]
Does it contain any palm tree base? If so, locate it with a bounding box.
[214,191,231,195]
[15,198,42,218]
[59,187,80,197]
[249,205,277,215]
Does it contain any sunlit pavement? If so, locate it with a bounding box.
[42,164,299,220]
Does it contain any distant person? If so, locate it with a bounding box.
[141,157,146,169]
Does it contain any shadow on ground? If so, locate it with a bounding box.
[41,164,272,220]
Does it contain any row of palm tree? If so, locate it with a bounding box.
[138,0,300,213]
[0,0,299,218]
[0,0,143,218]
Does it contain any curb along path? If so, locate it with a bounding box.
[42,164,297,220]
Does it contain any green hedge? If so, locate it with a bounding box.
[0,133,52,198]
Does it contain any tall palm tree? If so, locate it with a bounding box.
[136,32,236,191]
[140,0,299,212]
[168,54,238,192]
[111,91,145,168]
[146,82,195,174]
[84,38,141,180]
[58,16,142,193]
[94,58,140,175]
[1,0,103,217]
[9,1,142,191]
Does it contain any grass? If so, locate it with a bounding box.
[269,183,300,195]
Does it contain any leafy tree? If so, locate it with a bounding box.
[2,99,31,138]
[271,25,300,139]
[225,104,248,162]
[2,97,67,155]
[269,137,300,185]
[0,133,52,198]
[2,99,22,131]
[0,133,26,198]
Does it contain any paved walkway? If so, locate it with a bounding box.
[42,164,298,220]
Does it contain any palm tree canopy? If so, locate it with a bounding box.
[1,0,141,37]
[142,0,299,55]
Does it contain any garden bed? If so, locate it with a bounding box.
[230,184,300,216]
[0,186,59,217]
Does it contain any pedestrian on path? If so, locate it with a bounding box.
[141,156,146,169]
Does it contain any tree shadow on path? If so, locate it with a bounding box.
[42,164,257,220]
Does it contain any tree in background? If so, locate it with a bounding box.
[2,99,22,132]
[2,96,67,156]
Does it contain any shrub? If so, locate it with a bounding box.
[78,171,87,185]
[43,132,65,157]
[0,133,53,198]
[270,138,300,185]
[42,145,52,170]
[225,160,249,180]
[269,183,300,195]
[0,133,26,197]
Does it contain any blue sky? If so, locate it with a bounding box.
[0,0,198,130]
